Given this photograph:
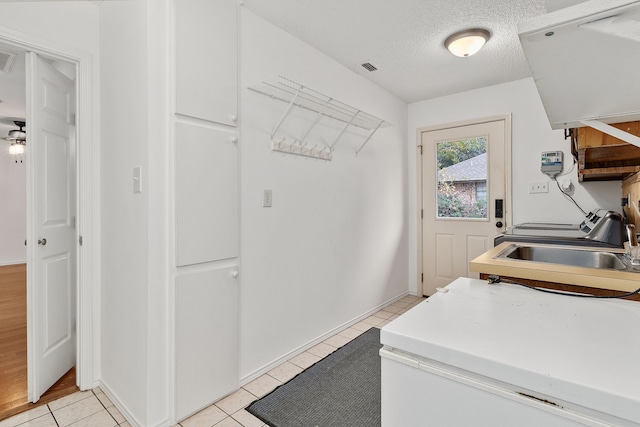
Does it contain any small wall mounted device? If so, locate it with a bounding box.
[541,151,563,178]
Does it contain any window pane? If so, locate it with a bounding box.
[436,137,488,219]
[476,182,487,201]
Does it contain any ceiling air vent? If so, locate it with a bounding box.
[0,51,16,73]
[361,62,378,72]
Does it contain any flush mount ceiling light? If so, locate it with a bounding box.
[444,28,491,57]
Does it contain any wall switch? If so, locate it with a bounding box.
[263,189,272,207]
[133,166,142,193]
[528,181,548,194]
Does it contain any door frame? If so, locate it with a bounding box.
[0,26,97,393]
[416,115,512,296]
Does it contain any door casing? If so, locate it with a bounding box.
[0,26,98,392]
[416,115,512,296]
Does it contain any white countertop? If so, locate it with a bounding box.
[381,277,640,425]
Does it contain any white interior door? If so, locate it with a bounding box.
[421,118,509,296]
[26,52,77,402]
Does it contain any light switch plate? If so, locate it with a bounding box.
[263,189,272,207]
[528,181,548,194]
[133,166,142,193]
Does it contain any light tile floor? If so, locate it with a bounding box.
[0,387,129,427]
[1,295,424,427]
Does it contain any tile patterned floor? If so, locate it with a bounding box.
[0,387,129,427]
[0,295,424,427]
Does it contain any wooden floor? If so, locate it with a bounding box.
[0,264,78,421]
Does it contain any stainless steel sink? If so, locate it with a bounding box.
[494,244,635,271]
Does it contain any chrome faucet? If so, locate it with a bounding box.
[625,224,639,265]
[627,224,638,247]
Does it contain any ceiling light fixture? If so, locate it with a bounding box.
[9,141,25,155]
[444,28,491,57]
[4,120,26,156]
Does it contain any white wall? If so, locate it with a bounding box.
[99,1,151,425]
[144,1,171,425]
[0,2,99,54]
[0,157,26,265]
[99,1,172,425]
[407,78,622,293]
[239,8,409,381]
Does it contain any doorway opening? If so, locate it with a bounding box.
[0,35,89,421]
[417,116,512,296]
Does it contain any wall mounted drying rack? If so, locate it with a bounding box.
[248,76,391,160]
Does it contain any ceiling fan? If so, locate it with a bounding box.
[4,120,26,155]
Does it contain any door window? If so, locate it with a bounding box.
[436,137,487,219]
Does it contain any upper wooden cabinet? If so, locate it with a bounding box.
[571,121,640,182]
[175,0,238,126]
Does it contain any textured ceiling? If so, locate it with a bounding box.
[242,0,548,102]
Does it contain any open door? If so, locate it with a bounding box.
[26,52,77,402]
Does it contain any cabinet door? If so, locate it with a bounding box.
[175,0,238,126]
[175,123,238,266]
[175,266,239,420]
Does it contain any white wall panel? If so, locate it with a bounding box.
[239,9,409,381]
[99,1,150,423]
[0,160,26,265]
[175,123,238,266]
[0,3,99,53]
[175,267,239,420]
[175,0,238,126]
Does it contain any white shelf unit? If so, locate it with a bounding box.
[248,76,391,160]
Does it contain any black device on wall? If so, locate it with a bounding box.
[495,199,504,219]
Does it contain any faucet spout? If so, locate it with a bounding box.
[627,224,638,247]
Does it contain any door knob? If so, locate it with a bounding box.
[495,221,503,228]
[38,238,47,246]
[231,270,239,278]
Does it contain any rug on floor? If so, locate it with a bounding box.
[247,327,382,427]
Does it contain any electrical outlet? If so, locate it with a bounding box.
[528,181,548,194]
[263,189,272,207]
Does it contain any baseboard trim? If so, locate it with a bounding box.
[95,291,413,426]
[239,291,410,386]
[0,260,26,267]
[99,380,155,427]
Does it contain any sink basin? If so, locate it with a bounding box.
[495,244,629,271]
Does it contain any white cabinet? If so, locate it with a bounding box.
[172,0,240,421]
[175,0,238,126]
[175,267,239,420]
[175,123,238,266]
[381,353,593,427]
[518,0,640,129]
